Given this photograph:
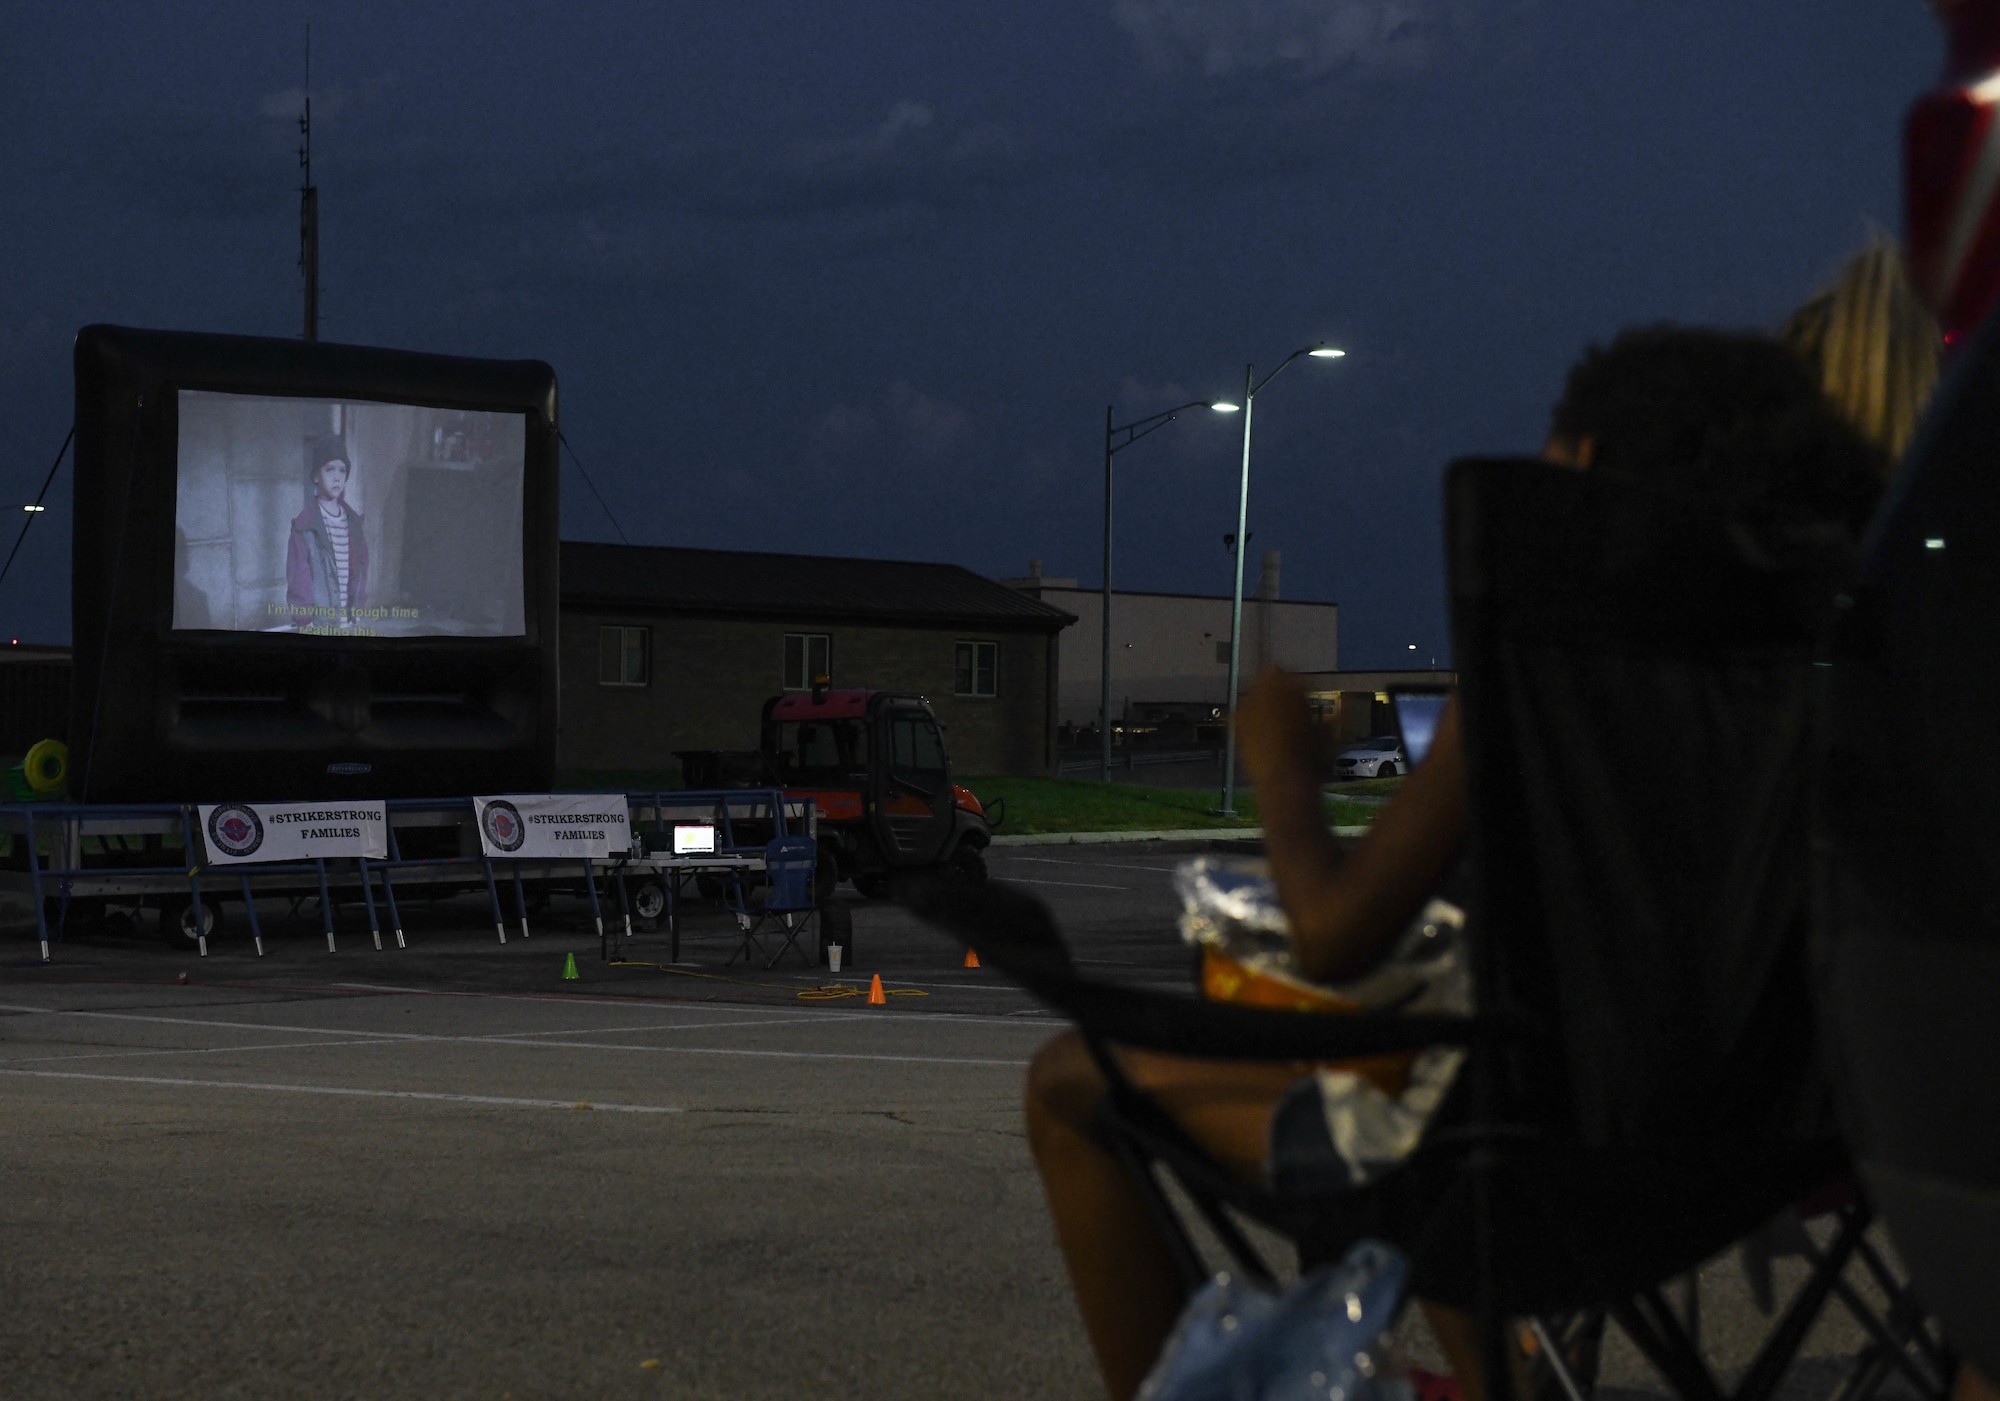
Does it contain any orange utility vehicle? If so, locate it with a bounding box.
[759,686,1000,897]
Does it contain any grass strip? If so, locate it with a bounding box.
[959,776,1390,836]
[558,769,1394,837]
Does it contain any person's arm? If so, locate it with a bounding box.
[350,511,368,610]
[285,527,311,612]
[1238,669,1466,984]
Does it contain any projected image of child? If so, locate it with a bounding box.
[286,439,370,628]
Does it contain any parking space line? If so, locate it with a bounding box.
[0,1067,686,1113]
[3,1036,437,1066]
[0,1003,1031,1067]
[1006,857,1180,874]
[484,1014,873,1038]
[0,1003,428,1041]
[425,1037,1033,1066]
[1004,877,1130,891]
[322,983,854,1017]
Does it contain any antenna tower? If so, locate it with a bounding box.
[298,27,319,342]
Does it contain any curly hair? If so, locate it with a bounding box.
[1549,324,1888,533]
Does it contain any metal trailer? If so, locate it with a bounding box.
[0,789,814,964]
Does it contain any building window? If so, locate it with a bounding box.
[784,633,832,691]
[598,626,650,687]
[954,640,998,697]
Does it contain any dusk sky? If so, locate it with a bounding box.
[0,1,1936,666]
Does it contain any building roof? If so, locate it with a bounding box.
[1017,582,1339,608]
[1295,669,1458,692]
[560,541,1076,632]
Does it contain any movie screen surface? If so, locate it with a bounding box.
[173,392,527,638]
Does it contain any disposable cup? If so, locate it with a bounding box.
[827,945,843,973]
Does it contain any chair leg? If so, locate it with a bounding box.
[1528,1317,1594,1401]
[762,910,816,969]
[1851,1233,1953,1381]
[725,913,765,967]
[1173,1170,1282,1291]
[1810,1251,1953,1397]
[1728,1203,1863,1401]
[1611,1294,1727,1401]
[1098,1109,1213,1298]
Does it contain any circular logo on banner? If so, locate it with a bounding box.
[482,800,526,853]
[207,804,265,859]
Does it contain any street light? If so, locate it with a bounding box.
[1218,344,1345,818]
[1100,400,1235,782]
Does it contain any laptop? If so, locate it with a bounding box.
[1390,686,1452,770]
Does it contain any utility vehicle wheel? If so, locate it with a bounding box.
[1376,762,1397,779]
[632,881,667,922]
[814,851,839,905]
[853,874,894,900]
[163,896,223,950]
[946,845,988,884]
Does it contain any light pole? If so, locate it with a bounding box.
[1218,344,1345,817]
[1101,400,1233,782]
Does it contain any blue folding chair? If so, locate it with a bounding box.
[726,835,819,969]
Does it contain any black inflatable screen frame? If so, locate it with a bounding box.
[71,324,560,802]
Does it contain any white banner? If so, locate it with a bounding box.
[474,793,631,859]
[198,802,389,866]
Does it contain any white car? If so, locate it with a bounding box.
[1333,736,1406,779]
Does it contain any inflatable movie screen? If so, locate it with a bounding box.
[173,392,527,639]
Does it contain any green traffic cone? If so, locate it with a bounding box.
[562,952,579,981]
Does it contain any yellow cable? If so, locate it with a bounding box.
[608,960,928,1001]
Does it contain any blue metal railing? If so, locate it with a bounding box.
[0,788,815,964]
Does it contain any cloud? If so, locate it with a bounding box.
[814,402,880,442]
[814,380,972,464]
[871,100,935,151]
[771,101,1021,216]
[30,91,1026,309]
[1111,0,1519,83]
[354,98,1022,237]
[1115,375,1208,417]
[258,87,343,122]
[257,71,399,123]
[885,379,971,461]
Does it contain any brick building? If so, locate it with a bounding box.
[558,542,1075,779]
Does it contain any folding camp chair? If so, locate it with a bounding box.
[1817,304,2000,1381]
[726,835,819,969]
[913,458,1948,1401]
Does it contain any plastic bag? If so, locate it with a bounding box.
[1175,857,1471,1184]
[1175,857,1294,969]
[1137,1239,1414,1401]
[1311,900,1470,1184]
[1174,858,1464,1008]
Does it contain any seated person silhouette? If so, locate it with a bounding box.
[1024,325,1888,1401]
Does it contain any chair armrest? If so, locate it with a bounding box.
[907,877,1500,1062]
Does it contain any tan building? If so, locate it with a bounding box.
[1003,553,1338,729]
[559,543,1074,780]
[1294,668,1459,745]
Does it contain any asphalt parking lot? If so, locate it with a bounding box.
[0,842,1902,1400]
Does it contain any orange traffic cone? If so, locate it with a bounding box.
[963,948,981,968]
[867,974,886,1005]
